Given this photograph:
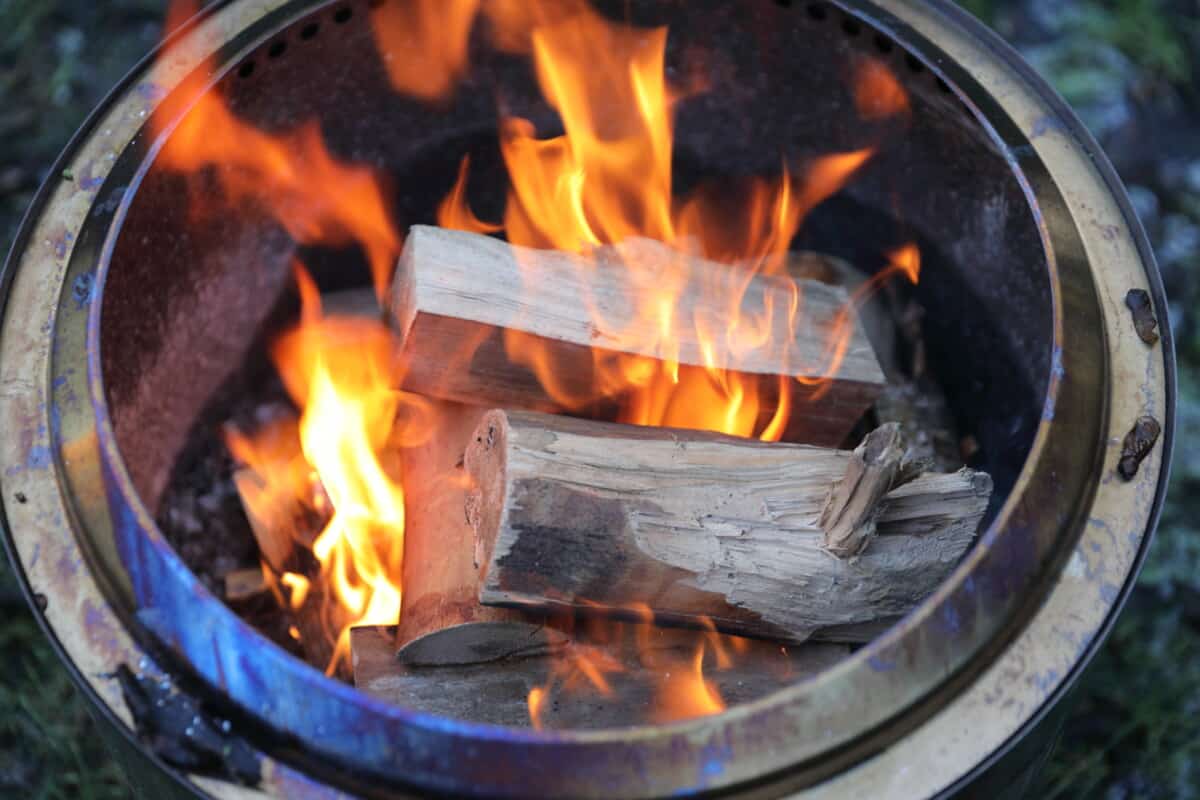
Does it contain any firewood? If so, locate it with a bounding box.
[351,622,848,729]
[388,226,886,446]
[394,400,524,647]
[465,410,992,644]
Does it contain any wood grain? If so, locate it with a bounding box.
[389,226,886,446]
[466,410,992,643]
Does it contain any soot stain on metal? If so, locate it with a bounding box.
[1117,415,1161,480]
[114,664,262,787]
[1124,288,1159,345]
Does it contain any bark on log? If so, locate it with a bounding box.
[389,226,886,446]
[394,400,524,647]
[352,622,849,729]
[466,410,992,644]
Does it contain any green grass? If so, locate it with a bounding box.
[0,565,130,799]
[1,3,161,797]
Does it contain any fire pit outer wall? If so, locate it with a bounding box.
[0,1,1172,798]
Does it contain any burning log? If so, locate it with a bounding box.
[394,400,525,647]
[388,226,886,446]
[351,621,849,729]
[465,410,992,644]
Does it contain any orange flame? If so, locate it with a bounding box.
[156,0,456,673]
[853,58,911,120]
[270,267,434,673]
[370,0,482,102]
[224,264,435,674]
[447,0,878,444]
[280,572,311,610]
[153,69,400,298]
[888,242,922,284]
[525,610,745,730]
[655,646,726,722]
[437,155,503,234]
[156,0,909,714]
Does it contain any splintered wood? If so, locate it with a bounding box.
[464,410,991,644]
[388,226,886,446]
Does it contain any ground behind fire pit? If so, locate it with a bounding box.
[2,1,1200,798]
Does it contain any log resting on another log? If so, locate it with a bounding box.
[388,226,886,447]
[465,410,992,644]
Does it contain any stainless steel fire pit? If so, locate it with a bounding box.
[0,1,1172,797]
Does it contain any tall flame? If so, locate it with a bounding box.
[157,0,916,711]
[252,266,434,672]
[454,0,879,443]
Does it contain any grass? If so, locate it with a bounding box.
[1,1,1198,798]
[0,570,130,799]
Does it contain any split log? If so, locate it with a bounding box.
[466,410,992,644]
[389,226,886,447]
[352,622,848,729]
[394,400,524,647]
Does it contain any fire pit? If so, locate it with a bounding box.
[0,1,1172,797]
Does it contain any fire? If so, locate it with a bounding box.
[371,0,482,102]
[437,156,503,234]
[221,262,443,675]
[157,0,916,716]
[276,267,436,672]
[156,1,432,674]
[153,67,400,298]
[655,647,726,723]
[450,0,879,443]
[524,607,747,729]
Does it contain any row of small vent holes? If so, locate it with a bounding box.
[236,0,954,98]
[237,2,370,79]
